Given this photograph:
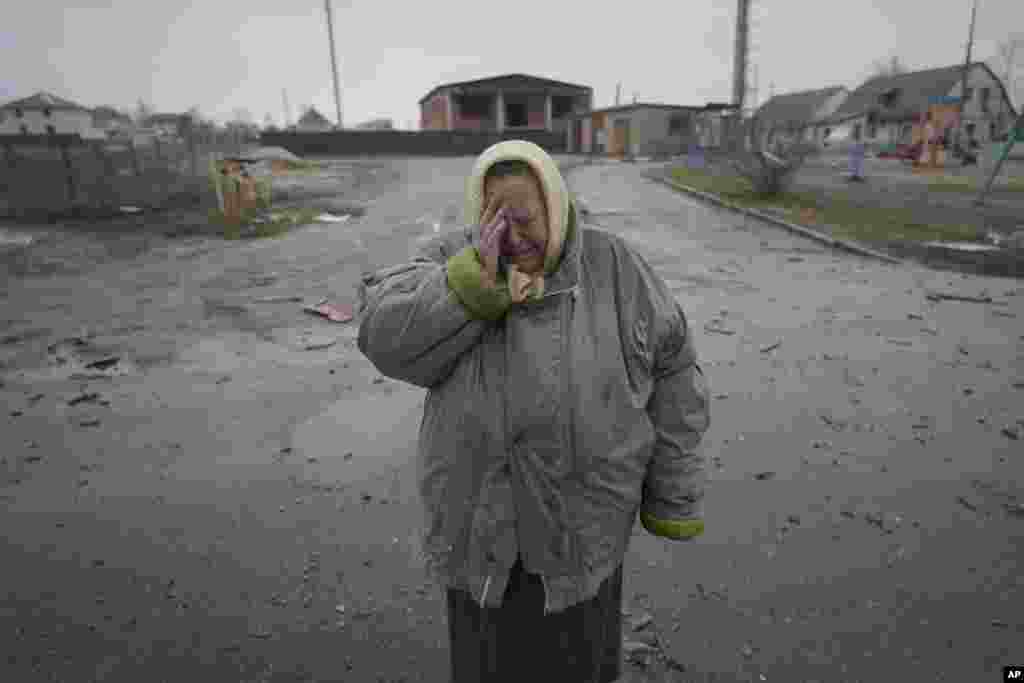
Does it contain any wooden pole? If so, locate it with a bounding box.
[60,140,76,204]
[130,140,141,175]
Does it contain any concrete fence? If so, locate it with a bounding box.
[0,133,248,220]
[260,129,567,158]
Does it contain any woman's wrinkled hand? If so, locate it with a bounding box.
[478,197,508,289]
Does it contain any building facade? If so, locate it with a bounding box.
[566,103,703,158]
[0,92,103,139]
[813,62,1017,152]
[418,74,592,136]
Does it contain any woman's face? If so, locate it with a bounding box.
[484,172,549,276]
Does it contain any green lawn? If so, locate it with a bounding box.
[669,167,984,244]
[209,205,322,240]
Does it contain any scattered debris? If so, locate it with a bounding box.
[630,613,654,631]
[991,619,1009,629]
[754,471,775,481]
[78,418,101,428]
[925,291,993,304]
[304,300,354,323]
[21,454,43,463]
[68,392,102,406]
[1001,425,1021,440]
[120,206,143,214]
[316,213,351,224]
[956,495,980,512]
[760,340,782,354]
[906,313,924,320]
[303,337,338,351]
[255,295,304,304]
[886,338,913,347]
[1004,503,1024,518]
[703,323,735,336]
[85,357,120,371]
[992,310,1016,319]
[741,643,755,659]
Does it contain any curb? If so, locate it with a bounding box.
[644,172,907,266]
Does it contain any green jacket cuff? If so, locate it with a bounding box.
[639,511,704,541]
[446,246,511,322]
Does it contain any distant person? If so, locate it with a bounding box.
[357,140,710,683]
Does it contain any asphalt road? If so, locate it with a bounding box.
[2,156,1023,683]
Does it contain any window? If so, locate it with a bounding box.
[668,112,690,135]
[46,124,56,135]
[505,100,527,127]
[823,127,832,139]
[20,124,28,134]
[15,108,23,118]
[963,87,973,102]
[457,94,492,119]
[551,96,574,119]
[43,107,52,118]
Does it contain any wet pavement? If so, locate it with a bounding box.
[1,156,1022,682]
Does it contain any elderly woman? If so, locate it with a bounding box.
[357,141,710,683]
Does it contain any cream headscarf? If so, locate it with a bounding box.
[465,140,571,303]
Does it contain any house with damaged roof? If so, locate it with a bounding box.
[0,91,104,139]
[811,62,1017,151]
[755,86,849,148]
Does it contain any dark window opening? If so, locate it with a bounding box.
[505,101,528,127]
[45,125,56,135]
[43,107,52,118]
[879,88,901,107]
[20,124,29,134]
[457,94,492,119]
[15,108,23,118]
[668,113,691,135]
[551,96,574,119]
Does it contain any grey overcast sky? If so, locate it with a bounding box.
[2,0,1021,128]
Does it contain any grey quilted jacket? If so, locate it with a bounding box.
[356,213,710,614]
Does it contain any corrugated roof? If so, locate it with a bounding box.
[756,86,847,128]
[1,91,88,111]
[822,62,1013,124]
[419,73,592,105]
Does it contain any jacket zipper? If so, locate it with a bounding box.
[479,575,492,608]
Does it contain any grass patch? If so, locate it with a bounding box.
[927,174,980,193]
[280,159,326,173]
[669,166,984,245]
[208,205,322,240]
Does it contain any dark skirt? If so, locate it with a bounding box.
[446,556,623,683]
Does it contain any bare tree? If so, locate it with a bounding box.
[231,108,254,126]
[869,55,909,80]
[991,34,1024,111]
[725,110,818,197]
[134,98,155,125]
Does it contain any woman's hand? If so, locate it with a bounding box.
[478,196,508,290]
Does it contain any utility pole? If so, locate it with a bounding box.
[324,0,343,129]
[282,88,292,129]
[615,83,622,106]
[730,0,751,151]
[732,0,751,113]
[957,0,978,144]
